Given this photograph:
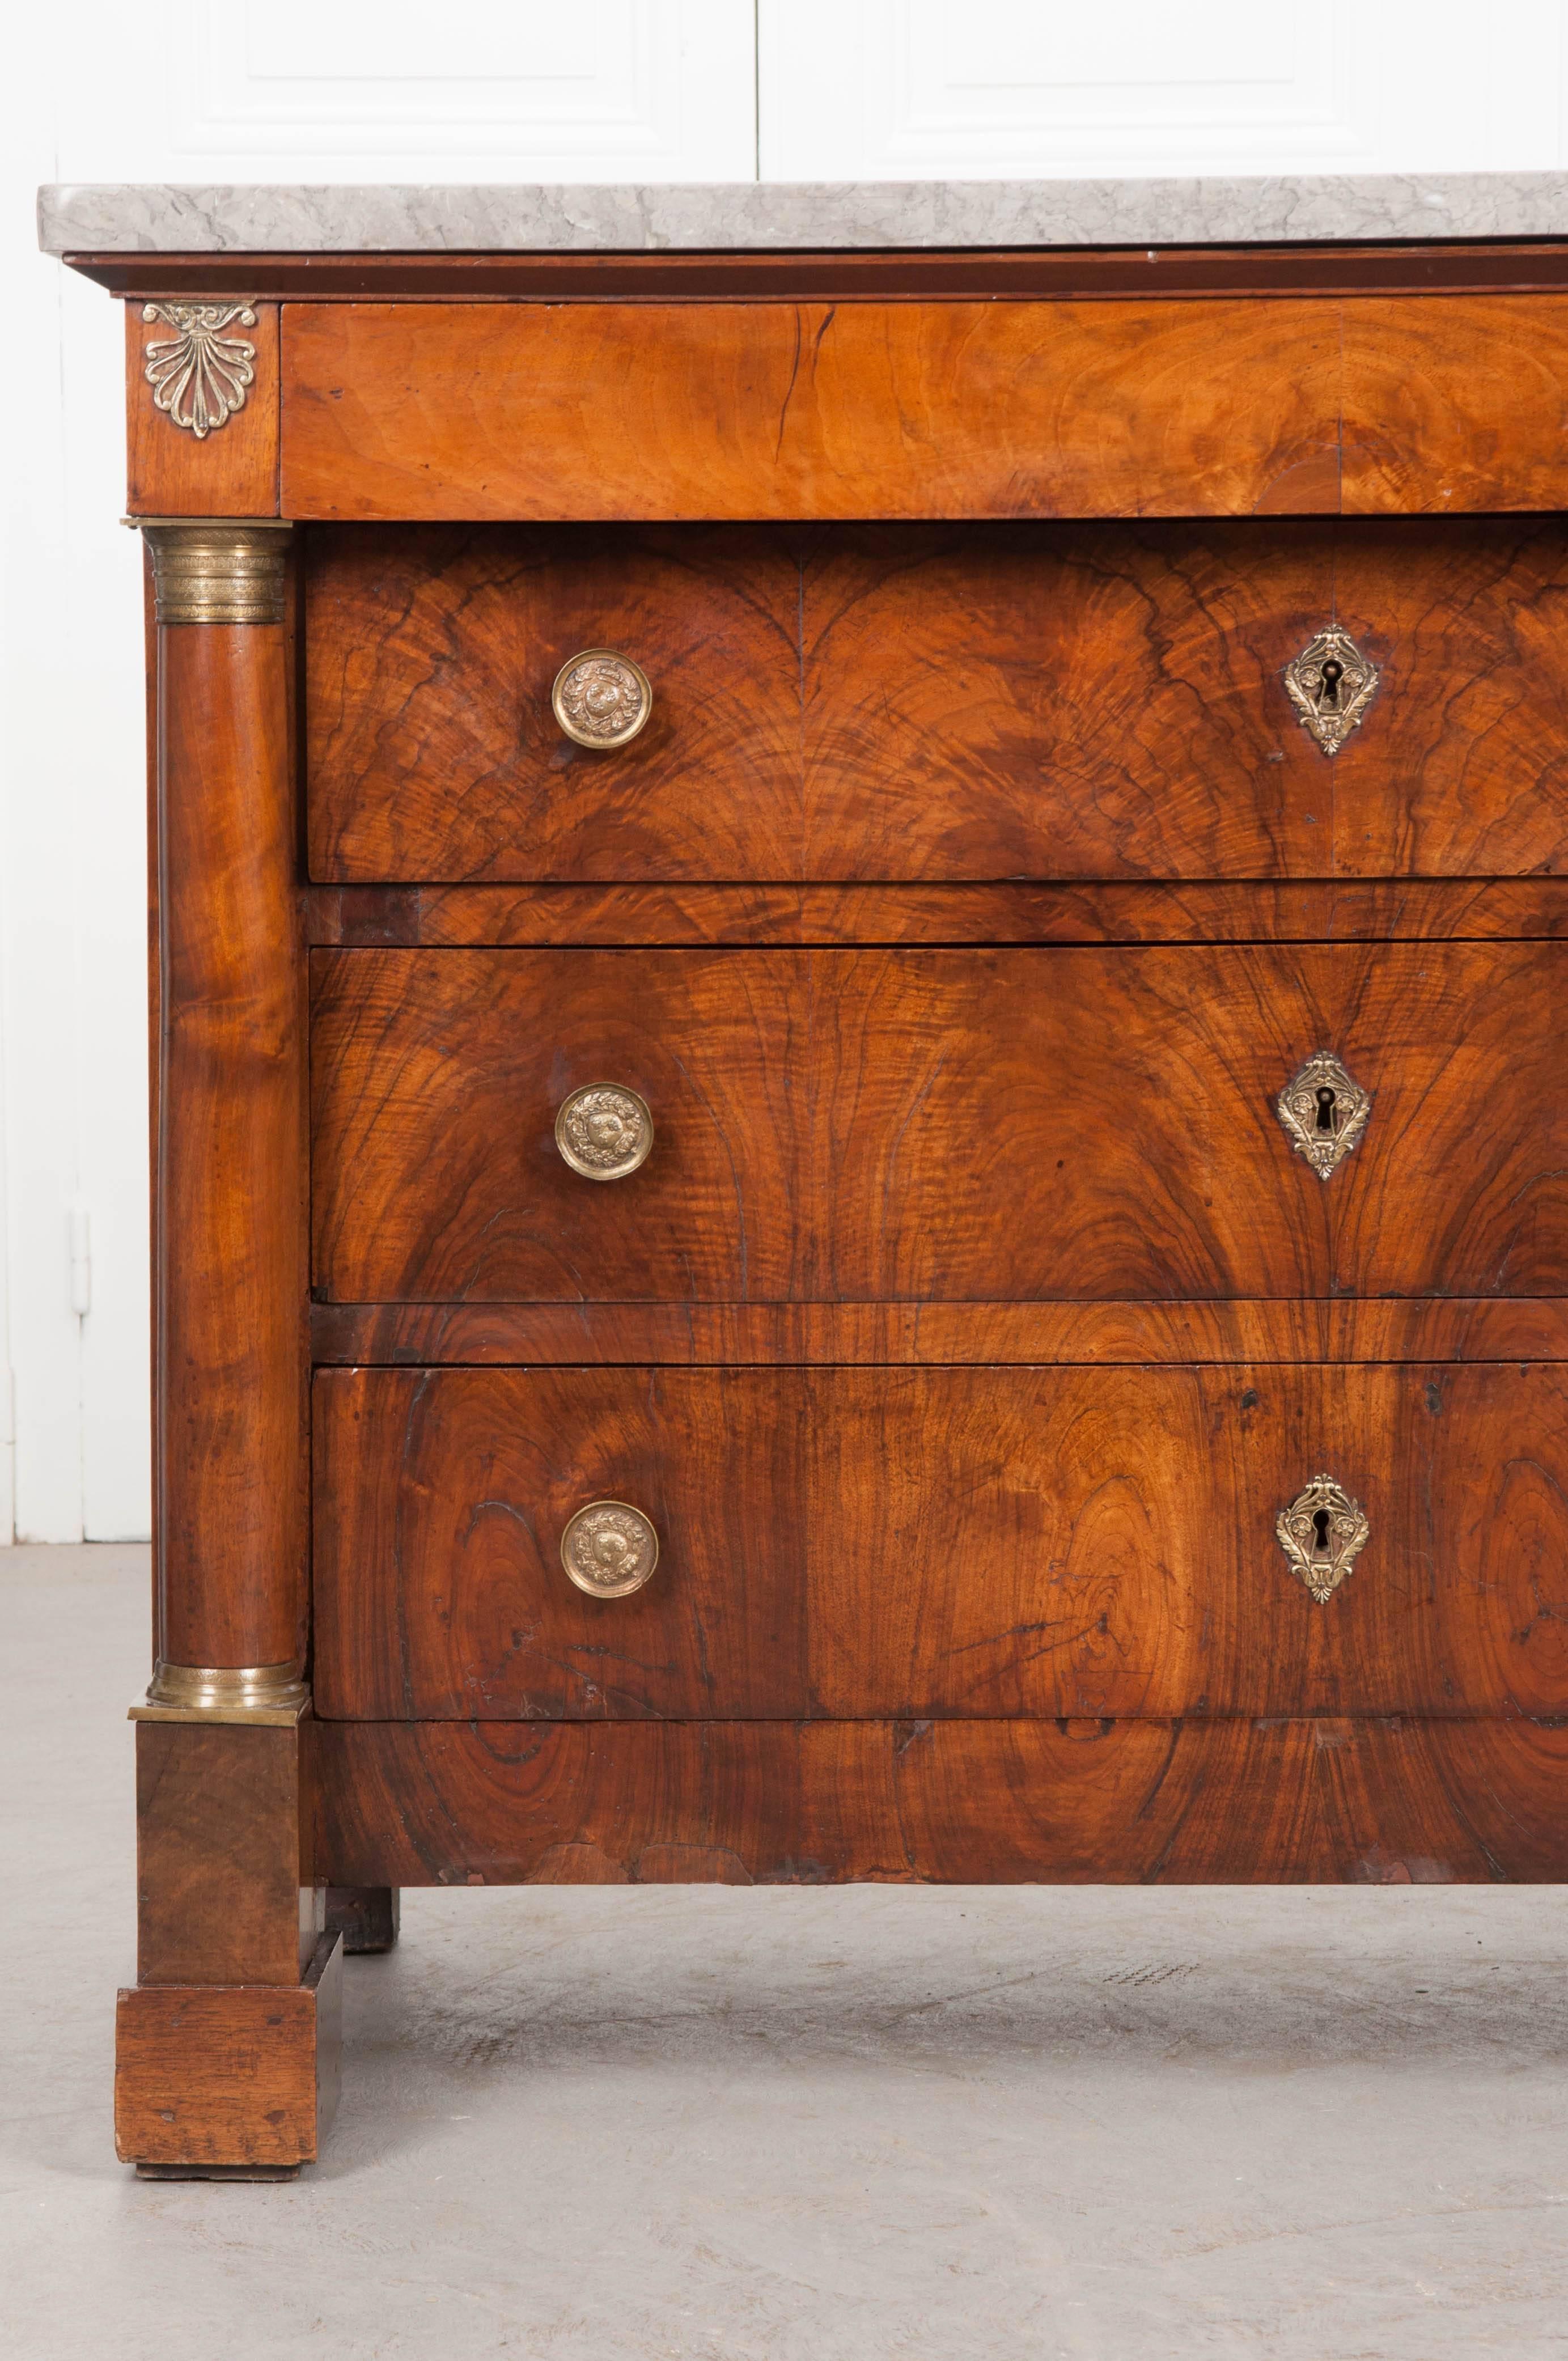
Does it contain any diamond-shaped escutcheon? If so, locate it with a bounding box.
[1275,1050,1371,1180]
[1283,626,1379,755]
[1275,1474,1371,1605]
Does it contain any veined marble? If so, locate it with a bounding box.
[37,172,1568,255]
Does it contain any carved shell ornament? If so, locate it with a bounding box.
[560,1502,660,1598]
[1274,1050,1371,1180]
[141,303,258,439]
[1283,627,1379,756]
[552,650,652,748]
[1275,1475,1371,1604]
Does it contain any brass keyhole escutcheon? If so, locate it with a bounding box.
[552,649,652,748]
[1275,1050,1372,1180]
[554,1083,654,1182]
[1283,628,1379,756]
[1275,1475,1371,1604]
[560,1501,660,1598]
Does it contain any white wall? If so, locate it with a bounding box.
[5,2,1568,1541]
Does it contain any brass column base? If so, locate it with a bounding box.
[131,1661,310,1727]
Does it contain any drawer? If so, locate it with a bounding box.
[312,1363,1568,1722]
[311,942,1568,1303]
[306,519,1568,884]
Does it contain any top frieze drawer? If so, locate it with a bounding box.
[306,518,1568,885]
[276,295,1568,524]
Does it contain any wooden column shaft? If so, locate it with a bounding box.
[150,526,306,1674]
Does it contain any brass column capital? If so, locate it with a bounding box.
[135,519,293,626]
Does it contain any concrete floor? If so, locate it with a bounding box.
[2,1546,1567,2360]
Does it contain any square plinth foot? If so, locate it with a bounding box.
[116,1932,341,2173]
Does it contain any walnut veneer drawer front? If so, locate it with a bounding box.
[280,294,1568,522]
[306,520,1568,884]
[312,1363,1568,1723]
[311,942,1568,1304]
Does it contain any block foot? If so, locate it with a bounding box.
[326,1885,400,1953]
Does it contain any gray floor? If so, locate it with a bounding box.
[2,1546,1566,2361]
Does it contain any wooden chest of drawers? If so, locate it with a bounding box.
[74,233,1568,2173]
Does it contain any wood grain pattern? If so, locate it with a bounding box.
[281,300,1342,524]
[1342,296,1568,514]
[126,300,279,517]
[806,521,1568,882]
[283,297,1568,524]
[314,1367,807,1720]
[115,1934,341,2170]
[311,948,803,1303]
[312,943,1568,1305]
[307,520,1568,884]
[1328,519,1568,873]
[806,522,1326,880]
[308,878,1568,948]
[814,942,1568,1303]
[310,1296,1568,1369]
[157,618,307,1669]
[136,1723,314,1987]
[306,527,801,883]
[809,1363,1568,1721]
[311,1715,1568,1886]
[313,1362,1568,1722]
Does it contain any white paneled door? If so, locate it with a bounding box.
[760,1,1567,179]
[6,2,1568,1540]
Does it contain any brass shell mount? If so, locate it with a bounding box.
[1274,1049,1372,1181]
[130,1659,311,1726]
[560,1501,660,1598]
[1275,1475,1371,1605]
[141,300,258,439]
[134,519,293,626]
[554,1082,654,1181]
[552,648,653,748]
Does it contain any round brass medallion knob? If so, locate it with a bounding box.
[560,1500,660,1598]
[554,1082,654,1181]
[552,649,652,748]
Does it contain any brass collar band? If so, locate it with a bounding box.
[130,1659,311,1726]
[135,519,292,626]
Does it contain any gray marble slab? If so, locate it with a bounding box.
[36,173,1568,255]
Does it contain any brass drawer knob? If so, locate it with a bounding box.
[1275,1474,1370,1604]
[561,1500,659,1597]
[554,1082,654,1181]
[552,649,652,748]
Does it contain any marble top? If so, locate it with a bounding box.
[36,173,1568,255]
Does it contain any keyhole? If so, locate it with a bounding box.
[1312,1507,1332,1554]
[1318,656,1344,708]
[1315,1086,1337,1133]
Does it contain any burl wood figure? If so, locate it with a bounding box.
[52,237,1568,2174]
